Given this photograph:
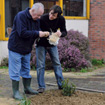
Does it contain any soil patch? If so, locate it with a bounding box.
[30,89,105,105]
[0,68,105,105]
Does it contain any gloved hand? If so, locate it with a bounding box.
[48,32,60,45]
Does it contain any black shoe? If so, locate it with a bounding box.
[37,88,45,93]
[59,86,63,90]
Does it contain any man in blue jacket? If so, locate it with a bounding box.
[8,3,49,100]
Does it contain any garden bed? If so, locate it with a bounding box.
[30,89,105,105]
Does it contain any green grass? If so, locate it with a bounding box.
[92,59,105,66]
[19,96,31,105]
[80,68,88,73]
[71,68,76,72]
[0,66,8,69]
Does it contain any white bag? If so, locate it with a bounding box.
[48,32,60,45]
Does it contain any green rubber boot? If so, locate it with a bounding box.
[12,80,23,100]
[22,78,38,95]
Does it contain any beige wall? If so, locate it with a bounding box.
[0,41,8,64]
[66,20,88,37]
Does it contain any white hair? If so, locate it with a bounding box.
[32,2,44,12]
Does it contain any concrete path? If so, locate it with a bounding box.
[0,67,105,105]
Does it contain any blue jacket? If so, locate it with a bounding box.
[8,8,40,54]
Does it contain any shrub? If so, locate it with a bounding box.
[0,58,8,67]
[31,45,53,70]
[59,45,89,70]
[62,79,76,96]
[58,29,90,71]
[30,45,36,69]
[92,59,105,66]
[31,29,90,71]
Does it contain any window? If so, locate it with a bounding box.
[63,0,86,16]
[34,0,56,13]
[5,0,29,37]
[60,0,90,19]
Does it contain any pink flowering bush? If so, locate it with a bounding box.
[57,29,90,70]
[30,45,36,69]
[60,45,88,69]
[31,29,90,71]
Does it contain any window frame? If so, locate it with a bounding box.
[0,0,34,41]
[59,0,90,20]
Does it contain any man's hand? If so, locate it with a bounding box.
[39,31,49,37]
[48,32,60,45]
[55,31,61,37]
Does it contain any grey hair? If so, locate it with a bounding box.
[32,2,44,12]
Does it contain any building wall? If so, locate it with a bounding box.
[66,20,89,37]
[89,0,105,59]
[0,41,8,64]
